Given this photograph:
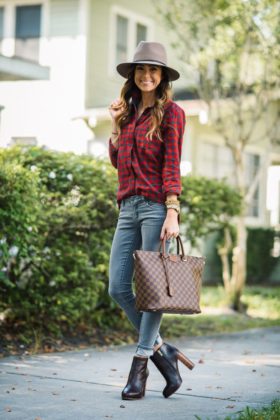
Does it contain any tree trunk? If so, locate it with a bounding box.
[219,146,248,311]
[230,213,247,311]
[217,227,232,294]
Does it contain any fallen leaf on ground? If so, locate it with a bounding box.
[198,359,204,364]
[226,405,235,409]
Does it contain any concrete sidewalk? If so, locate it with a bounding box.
[0,327,279,420]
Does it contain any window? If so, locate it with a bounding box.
[136,23,147,45]
[201,144,261,218]
[115,13,148,68]
[201,143,234,180]
[245,153,260,218]
[0,7,4,54]
[111,8,152,71]
[15,5,42,62]
[116,15,128,66]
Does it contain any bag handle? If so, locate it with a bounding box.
[158,234,186,258]
[158,235,185,297]
[157,235,187,297]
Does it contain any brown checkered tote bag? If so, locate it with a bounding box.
[134,235,206,314]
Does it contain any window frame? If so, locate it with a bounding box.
[15,4,42,39]
[0,6,4,53]
[245,151,261,219]
[14,4,42,61]
[201,141,235,181]
[0,0,48,60]
[108,5,154,78]
[200,141,263,220]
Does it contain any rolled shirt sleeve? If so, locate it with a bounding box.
[108,137,119,169]
[162,103,186,197]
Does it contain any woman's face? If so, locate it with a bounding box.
[134,64,162,94]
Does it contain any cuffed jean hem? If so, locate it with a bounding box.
[135,345,154,357]
[135,336,163,357]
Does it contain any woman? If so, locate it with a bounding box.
[108,41,194,400]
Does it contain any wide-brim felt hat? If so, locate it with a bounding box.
[116,41,180,81]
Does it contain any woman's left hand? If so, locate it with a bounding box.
[160,210,179,240]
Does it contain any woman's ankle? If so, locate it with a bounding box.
[153,342,163,353]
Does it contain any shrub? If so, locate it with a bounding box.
[0,146,119,335]
[0,147,243,339]
[180,175,242,247]
[247,227,279,284]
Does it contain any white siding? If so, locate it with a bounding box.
[49,0,79,36]
[0,0,88,155]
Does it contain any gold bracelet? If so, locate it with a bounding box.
[165,199,180,206]
[166,203,180,208]
[166,204,180,214]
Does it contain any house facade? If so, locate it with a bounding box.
[0,0,279,231]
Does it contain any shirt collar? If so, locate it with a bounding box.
[131,90,172,111]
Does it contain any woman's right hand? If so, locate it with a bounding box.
[109,98,125,121]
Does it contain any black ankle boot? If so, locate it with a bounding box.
[150,342,194,398]
[122,356,149,400]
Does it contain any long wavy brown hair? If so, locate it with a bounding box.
[114,65,172,142]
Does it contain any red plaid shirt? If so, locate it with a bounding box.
[109,94,186,208]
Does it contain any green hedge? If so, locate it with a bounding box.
[0,146,120,335]
[203,227,279,284]
[247,227,279,283]
[0,146,242,338]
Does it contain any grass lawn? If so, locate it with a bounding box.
[159,286,280,341]
[223,399,280,420]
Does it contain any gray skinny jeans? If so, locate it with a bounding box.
[108,194,170,356]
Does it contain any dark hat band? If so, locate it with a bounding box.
[133,59,167,66]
